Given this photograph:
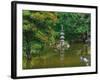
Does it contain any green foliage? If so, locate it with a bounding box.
[23,10,90,56]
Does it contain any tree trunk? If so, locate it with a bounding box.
[26,42,31,60]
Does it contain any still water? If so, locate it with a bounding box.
[23,42,91,69]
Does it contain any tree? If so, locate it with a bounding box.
[23,10,90,59]
[23,11,58,59]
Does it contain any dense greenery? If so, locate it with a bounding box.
[22,10,90,68]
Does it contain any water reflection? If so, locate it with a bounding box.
[24,42,91,69]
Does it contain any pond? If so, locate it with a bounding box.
[23,42,91,69]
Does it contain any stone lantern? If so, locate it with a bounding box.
[60,25,65,61]
[60,25,65,53]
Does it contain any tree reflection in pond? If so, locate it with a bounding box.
[23,42,91,69]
